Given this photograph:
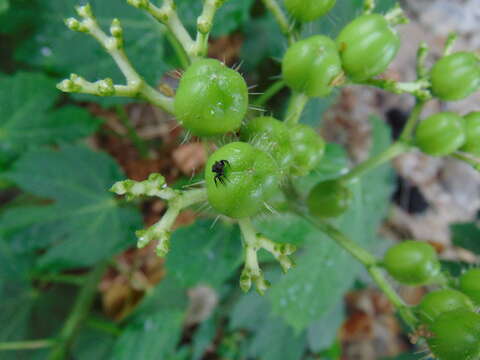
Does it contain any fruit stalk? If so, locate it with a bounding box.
[194,0,226,56]
[284,92,309,125]
[261,0,295,44]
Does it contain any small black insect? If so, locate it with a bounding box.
[212,159,230,186]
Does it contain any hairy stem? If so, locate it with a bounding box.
[0,339,55,351]
[284,92,309,125]
[47,262,108,360]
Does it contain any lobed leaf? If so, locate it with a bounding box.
[0,145,142,271]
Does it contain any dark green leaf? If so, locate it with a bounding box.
[307,304,344,352]
[230,292,306,360]
[167,220,243,289]
[71,327,116,360]
[266,116,394,330]
[1,145,142,271]
[111,310,184,360]
[0,72,101,160]
[191,317,217,360]
[451,222,480,254]
[0,0,9,14]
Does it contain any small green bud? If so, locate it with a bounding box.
[155,236,170,257]
[110,18,123,38]
[97,78,115,96]
[126,0,149,9]
[76,3,93,18]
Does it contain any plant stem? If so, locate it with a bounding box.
[340,141,411,183]
[443,32,458,56]
[86,317,122,336]
[363,0,375,14]
[194,0,225,57]
[253,80,285,106]
[47,262,108,360]
[261,0,295,44]
[0,339,55,351]
[284,92,309,125]
[301,214,418,329]
[399,100,425,141]
[115,105,149,159]
[452,152,480,172]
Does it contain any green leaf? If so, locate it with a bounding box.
[0,72,101,161]
[230,292,307,360]
[266,116,394,331]
[451,222,480,255]
[0,0,9,14]
[71,327,116,360]
[0,145,142,271]
[240,14,285,70]
[111,310,184,360]
[166,220,242,289]
[307,304,344,352]
[191,317,217,360]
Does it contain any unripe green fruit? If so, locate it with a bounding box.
[240,116,293,169]
[205,142,280,219]
[383,240,441,285]
[284,0,336,23]
[417,289,475,325]
[282,35,343,97]
[307,179,352,218]
[459,268,480,305]
[289,124,326,176]
[174,59,248,136]
[336,14,400,81]
[427,309,480,360]
[415,112,465,156]
[461,112,480,156]
[430,52,480,101]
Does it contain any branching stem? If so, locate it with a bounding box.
[58,4,174,113]
[194,0,226,57]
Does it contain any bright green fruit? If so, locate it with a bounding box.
[430,52,480,101]
[289,124,325,176]
[307,180,352,218]
[459,268,480,305]
[240,116,293,169]
[284,0,336,23]
[383,240,441,285]
[337,14,400,81]
[415,112,465,156]
[461,112,480,156]
[282,35,343,97]
[205,142,280,218]
[174,58,248,136]
[417,289,474,325]
[427,309,480,360]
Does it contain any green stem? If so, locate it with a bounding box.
[363,0,375,14]
[340,141,411,183]
[416,42,429,79]
[284,92,309,125]
[452,152,480,172]
[86,317,122,336]
[194,0,225,57]
[47,262,108,360]
[301,215,418,329]
[261,0,295,44]
[253,80,285,106]
[443,32,458,56]
[0,339,55,351]
[115,105,149,159]
[399,100,426,141]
